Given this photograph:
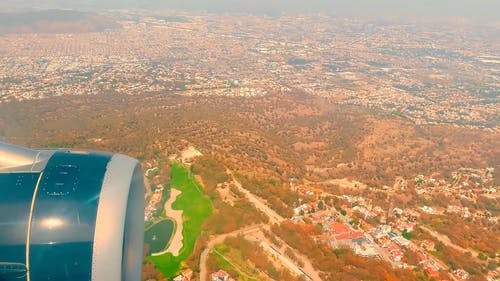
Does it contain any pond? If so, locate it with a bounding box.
[144,219,175,254]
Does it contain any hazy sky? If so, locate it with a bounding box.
[2,0,500,22]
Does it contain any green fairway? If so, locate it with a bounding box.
[144,219,175,254]
[149,162,213,277]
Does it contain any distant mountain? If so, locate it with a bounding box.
[0,0,499,23]
[0,9,120,34]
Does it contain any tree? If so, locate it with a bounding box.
[318,200,325,210]
[402,230,413,240]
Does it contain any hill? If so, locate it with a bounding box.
[0,92,497,186]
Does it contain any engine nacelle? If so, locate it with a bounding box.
[0,142,145,281]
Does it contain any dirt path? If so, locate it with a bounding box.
[151,188,184,257]
[419,225,480,259]
[197,169,326,281]
[257,231,322,281]
[212,248,265,280]
[261,241,312,280]
[199,224,263,281]
[200,224,322,281]
[227,170,285,224]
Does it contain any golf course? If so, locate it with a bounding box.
[148,162,213,277]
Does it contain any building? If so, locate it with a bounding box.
[391,236,410,247]
[211,270,231,281]
[182,269,193,281]
[328,222,364,246]
[173,276,186,281]
[420,206,437,215]
[453,269,470,280]
[353,241,378,257]
[419,259,441,279]
[388,243,404,262]
[371,225,392,239]
[420,240,436,252]
[294,203,312,215]
[173,268,193,281]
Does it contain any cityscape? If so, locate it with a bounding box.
[0,6,498,281]
[1,11,498,129]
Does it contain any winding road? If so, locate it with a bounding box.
[199,171,323,281]
[199,224,264,281]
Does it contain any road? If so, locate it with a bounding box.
[364,232,397,267]
[199,170,324,281]
[199,169,461,281]
[257,232,322,281]
[199,224,263,281]
[419,225,480,259]
[227,170,285,224]
[261,241,312,280]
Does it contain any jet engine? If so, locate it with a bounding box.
[0,141,145,281]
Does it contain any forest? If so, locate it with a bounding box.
[1,91,498,281]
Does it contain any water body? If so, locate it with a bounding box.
[144,219,175,254]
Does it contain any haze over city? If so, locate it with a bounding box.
[1,0,500,22]
[0,1,498,281]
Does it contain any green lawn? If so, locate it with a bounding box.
[149,162,213,277]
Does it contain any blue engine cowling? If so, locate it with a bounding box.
[0,142,145,281]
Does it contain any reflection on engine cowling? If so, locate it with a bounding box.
[0,142,145,281]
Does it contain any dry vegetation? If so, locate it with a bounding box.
[2,91,497,188]
[203,197,269,234]
[272,222,425,281]
[412,227,496,281]
[207,236,303,281]
[419,214,500,256]
[1,91,498,280]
